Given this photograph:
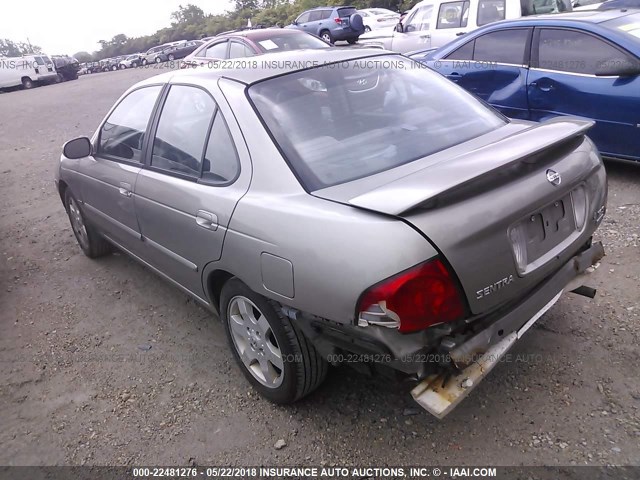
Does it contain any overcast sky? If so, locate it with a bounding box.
[1,0,235,55]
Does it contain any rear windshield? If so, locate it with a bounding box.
[249,56,505,191]
[255,32,331,52]
[338,7,357,17]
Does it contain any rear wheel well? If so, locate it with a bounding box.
[207,270,234,313]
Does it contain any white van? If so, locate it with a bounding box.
[359,0,572,52]
[0,54,58,90]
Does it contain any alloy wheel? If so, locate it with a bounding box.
[227,295,284,388]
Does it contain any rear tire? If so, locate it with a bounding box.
[168,54,175,61]
[155,57,162,64]
[319,30,333,44]
[21,77,34,89]
[221,278,328,404]
[365,26,371,32]
[64,189,112,259]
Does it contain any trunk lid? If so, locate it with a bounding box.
[313,117,607,314]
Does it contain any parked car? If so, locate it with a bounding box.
[119,54,144,69]
[52,55,80,81]
[85,61,103,74]
[358,8,401,31]
[359,0,573,52]
[163,40,203,61]
[286,6,365,44]
[598,0,640,8]
[101,57,125,72]
[56,48,607,418]
[141,43,175,65]
[181,29,330,68]
[0,54,57,89]
[412,10,640,162]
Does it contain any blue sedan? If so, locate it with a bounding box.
[411,11,640,162]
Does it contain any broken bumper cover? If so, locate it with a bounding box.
[411,241,604,418]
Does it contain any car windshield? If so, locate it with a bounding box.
[254,32,330,52]
[603,13,640,38]
[249,56,505,191]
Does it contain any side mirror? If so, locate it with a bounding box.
[292,20,298,25]
[395,22,404,33]
[595,58,640,77]
[63,137,92,159]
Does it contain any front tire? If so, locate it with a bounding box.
[365,26,371,32]
[221,278,328,404]
[21,77,34,89]
[64,189,112,258]
[155,57,162,64]
[168,54,175,61]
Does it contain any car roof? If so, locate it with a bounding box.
[138,48,392,86]
[493,9,640,25]
[307,5,354,9]
[219,28,314,41]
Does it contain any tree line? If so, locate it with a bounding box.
[71,0,418,62]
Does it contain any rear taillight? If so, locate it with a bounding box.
[357,258,465,333]
[334,17,343,24]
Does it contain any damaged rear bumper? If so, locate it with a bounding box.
[411,241,604,418]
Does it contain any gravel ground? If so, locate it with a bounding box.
[0,66,639,468]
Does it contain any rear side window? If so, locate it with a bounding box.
[537,28,632,74]
[99,86,162,162]
[205,41,228,59]
[474,29,529,64]
[321,10,332,20]
[229,41,255,58]
[151,86,215,176]
[202,113,240,184]
[437,1,469,29]
[477,0,506,26]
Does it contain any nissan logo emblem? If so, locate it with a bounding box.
[546,169,561,186]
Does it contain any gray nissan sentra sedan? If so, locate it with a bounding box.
[55,48,607,418]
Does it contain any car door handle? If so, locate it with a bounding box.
[456,32,467,36]
[119,182,132,197]
[530,81,554,92]
[447,72,462,82]
[196,210,218,231]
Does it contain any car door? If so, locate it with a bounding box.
[294,11,312,32]
[429,0,472,49]
[528,27,640,160]
[134,83,251,300]
[75,85,163,253]
[434,27,532,119]
[392,3,435,52]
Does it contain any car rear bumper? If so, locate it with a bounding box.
[331,27,365,40]
[291,239,605,378]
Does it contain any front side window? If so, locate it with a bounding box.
[477,0,506,26]
[473,29,529,64]
[98,86,162,162]
[151,86,215,176]
[405,5,434,32]
[249,57,505,190]
[436,1,469,29]
[537,28,632,74]
[297,12,311,23]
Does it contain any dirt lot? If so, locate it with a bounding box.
[0,66,639,468]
